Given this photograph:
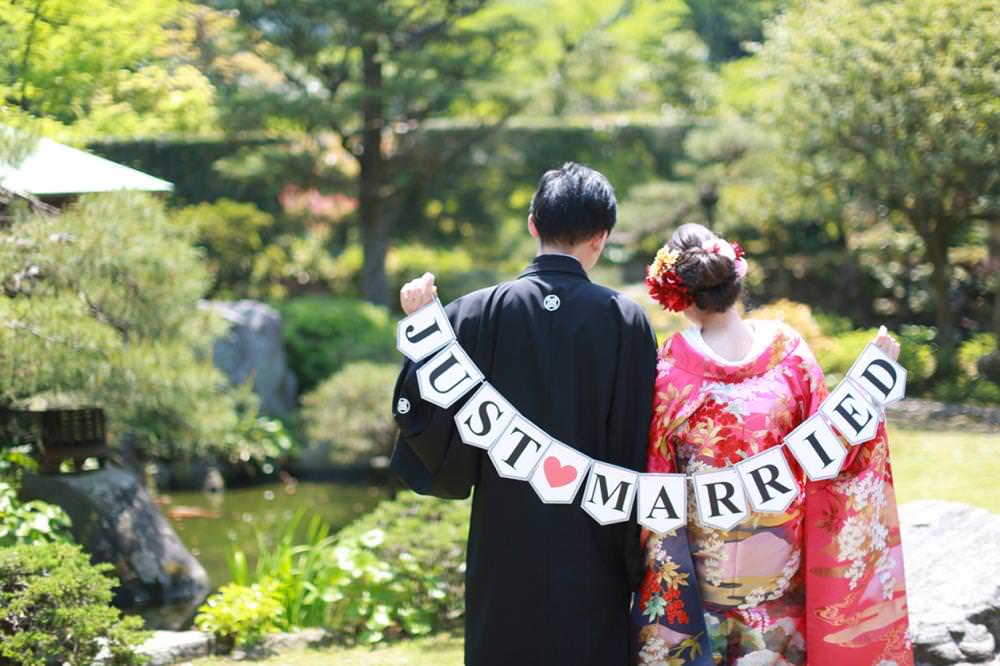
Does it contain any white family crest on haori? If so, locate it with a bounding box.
[395,299,908,533]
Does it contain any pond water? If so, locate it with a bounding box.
[164,479,389,587]
[141,479,389,629]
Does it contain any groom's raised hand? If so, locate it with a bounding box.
[401,272,438,315]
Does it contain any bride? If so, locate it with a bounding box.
[634,223,912,665]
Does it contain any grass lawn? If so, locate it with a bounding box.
[888,426,1000,513]
[192,427,997,666]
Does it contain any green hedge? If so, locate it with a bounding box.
[276,297,397,393]
[88,136,289,212]
[0,542,149,665]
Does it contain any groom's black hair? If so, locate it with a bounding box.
[529,161,617,246]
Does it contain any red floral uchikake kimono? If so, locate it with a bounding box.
[632,320,913,666]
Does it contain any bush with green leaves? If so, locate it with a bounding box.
[823,327,936,390]
[221,493,469,646]
[330,492,469,644]
[933,334,1000,405]
[218,413,299,475]
[0,542,149,666]
[194,579,284,651]
[386,244,499,307]
[277,297,396,393]
[300,362,399,467]
[0,481,72,547]
[170,199,279,299]
[0,446,73,547]
[0,191,245,459]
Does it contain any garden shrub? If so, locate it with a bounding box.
[300,362,399,467]
[932,334,1000,405]
[222,492,469,646]
[171,199,278,298]
[194,579,284,651]
[330,492,470,644]
[822,326,935,390]
[277,297,396,393]
[749,299,832,358]
[0,191,244,459]
[217,413,299,476]
[387,244,499,306]
[0,482,72,547]
[0,447,73,547]
[0,542,149,666]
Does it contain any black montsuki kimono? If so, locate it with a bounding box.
[390,254,658,666]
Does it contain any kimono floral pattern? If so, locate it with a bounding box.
[632,320,913,666]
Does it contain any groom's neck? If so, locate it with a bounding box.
[537,243,594,272]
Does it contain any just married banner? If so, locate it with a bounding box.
[396,299,907,534]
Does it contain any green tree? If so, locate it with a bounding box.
[682,0,789,63]
[226,0,526,306]
[0,191,244,458]
[761,0,1000,378]
[0,0,219,137]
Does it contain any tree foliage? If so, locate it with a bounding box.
[0,192,245,457]
[223,0,528,304]
[761,0,1000,377]
[0,0,221,138]
[681,0,789,62]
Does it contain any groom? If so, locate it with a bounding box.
[390,162,657,665]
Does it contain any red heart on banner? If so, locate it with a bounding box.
[543,456,577,488]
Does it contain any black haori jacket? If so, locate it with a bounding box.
[390,254,658,666]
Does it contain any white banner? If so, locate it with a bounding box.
[397,299,906,532]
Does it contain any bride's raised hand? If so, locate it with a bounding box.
[872,324,901,361]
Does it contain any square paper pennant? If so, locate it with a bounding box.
[454,382,517,449]
[529,440,592,504]
[397,299,456,362]
[415,342,484,409]
[488,415,551,480]
[636,474,687,535]
[581,462,638,525]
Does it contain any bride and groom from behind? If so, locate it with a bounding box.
[391,162,912,666]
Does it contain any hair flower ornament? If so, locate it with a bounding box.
[645,246,693,312]
[646,238,749,312]
[701,238,749,280]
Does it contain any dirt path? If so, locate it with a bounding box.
[886,398,1000,434]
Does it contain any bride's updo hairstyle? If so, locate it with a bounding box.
[668,223,743,313]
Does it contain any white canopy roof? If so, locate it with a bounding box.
[0,135,172,196]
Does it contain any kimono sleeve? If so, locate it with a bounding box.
[389,298,485,500]
[796,338,914,663]
[631,342,713,666]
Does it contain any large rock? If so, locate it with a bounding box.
[901,500,1000,665]
[19,465,210,610]
[131,631,212,666]
[201,299,297,418]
